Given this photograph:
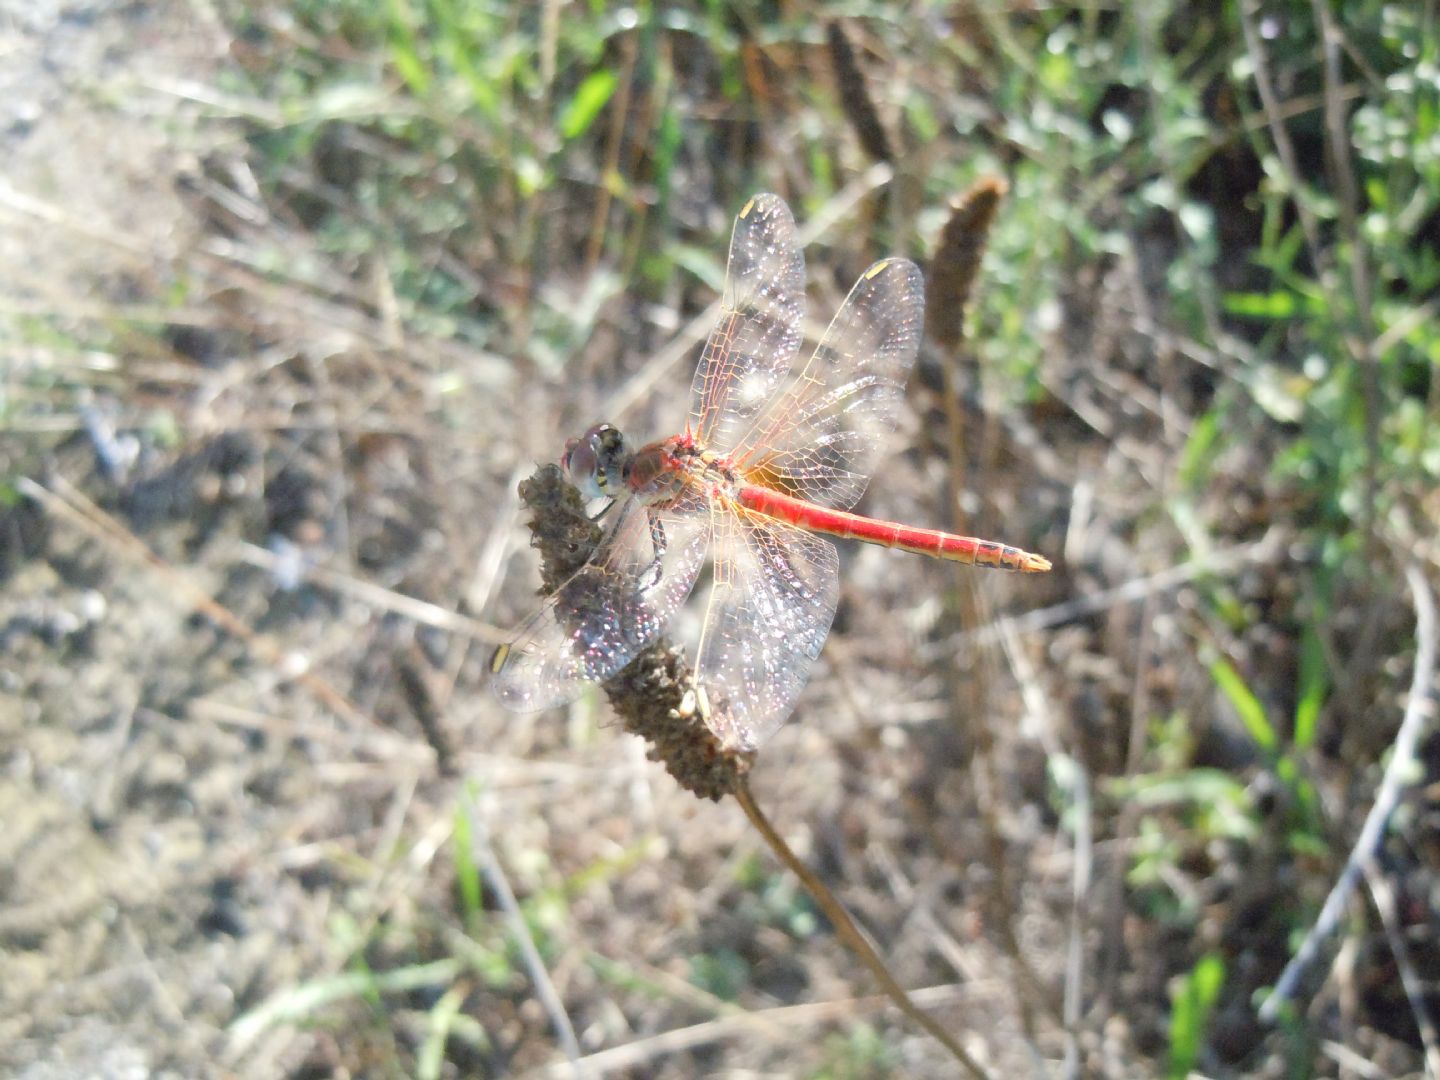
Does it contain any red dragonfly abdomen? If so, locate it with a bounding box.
[736,484,1052,573]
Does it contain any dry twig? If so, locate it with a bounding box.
[1260,566,1438,1022]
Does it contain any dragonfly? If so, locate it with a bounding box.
[492,194,1050,753]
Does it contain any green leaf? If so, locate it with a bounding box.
[1293,621,1327,751]
[671,242,726,293]
[1168,953,1226,1078]
[559,68,618,140]
[1222,290,1297,319]
[1114,767,1250,808]
[514,154,549,197]
[230,959,462,1052]
[453,786,484,928]
[651,104,682,200]
[385,0,432,96]
[1210,657,1277,753]
[1178,408,1221,491]
[417,986,467,1080]
[689,947,749,1001]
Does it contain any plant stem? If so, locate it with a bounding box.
[734,777,994,1080]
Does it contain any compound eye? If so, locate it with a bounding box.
[564,439,600,489]
[562,423,627,498]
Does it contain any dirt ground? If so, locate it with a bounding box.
[3,1,1437,1078]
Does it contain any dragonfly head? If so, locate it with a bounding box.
[561,423,629,499]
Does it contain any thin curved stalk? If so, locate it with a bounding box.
[734,777,994,1080]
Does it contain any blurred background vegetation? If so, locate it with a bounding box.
[1,0,1437,1076]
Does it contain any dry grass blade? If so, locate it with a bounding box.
[584,26,639,275]
[234,541,501,640]
[522,983,977,1078]
[826,21,893,165]
[926,177,1007,352]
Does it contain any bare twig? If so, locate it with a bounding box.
[1260,565,1438,1021]
[1320,1038,1394,1080]
[1311,0,1375,342]
[1236,0,1326,276]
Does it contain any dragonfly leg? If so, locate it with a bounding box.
[642,513,669,589]
[589,497,617,523]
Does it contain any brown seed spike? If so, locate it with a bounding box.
[512,465,752,801]
[826,21,893,164]
[517,465,603,594]
[925,176,1008,352]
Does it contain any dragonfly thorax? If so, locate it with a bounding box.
[562,422,629,499]
[624,434,703,505]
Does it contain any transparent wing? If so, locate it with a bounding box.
[693,508,840,752]
[689,193,807,454]
[492,492,710,711]
[732,257,924,510]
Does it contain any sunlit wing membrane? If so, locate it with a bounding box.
[732,257,924,511]
[689,193,807,455]
[492,493,711,711]
[693,508,840,752]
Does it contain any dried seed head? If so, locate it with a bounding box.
[827,21,893,165]
[514,465,752,800]
[925,176,1008,352]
